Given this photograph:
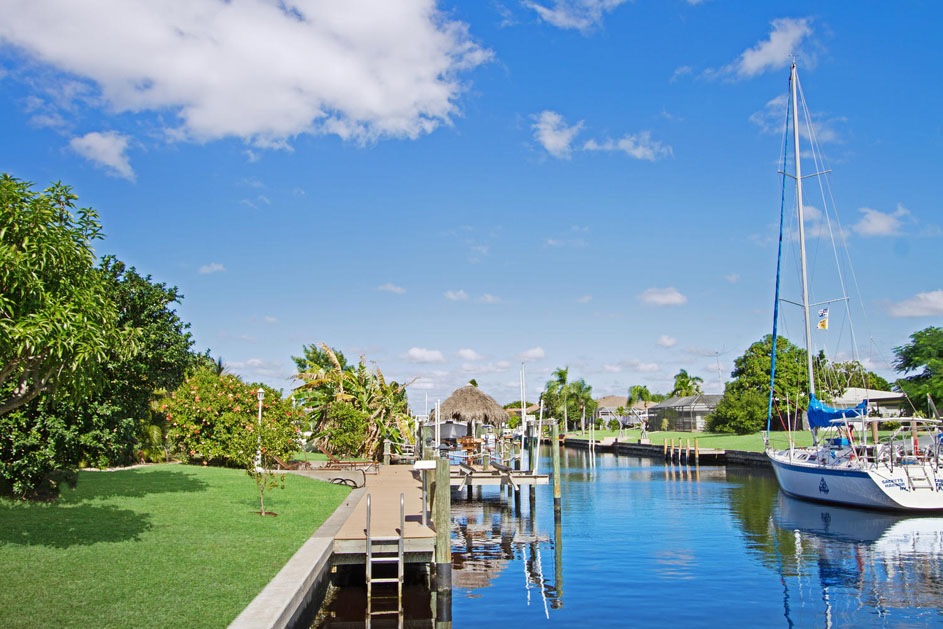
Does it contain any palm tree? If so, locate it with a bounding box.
[628,384,653,406]
[545,367,570,431]
[569,378,594,434]
[670,369,704,397]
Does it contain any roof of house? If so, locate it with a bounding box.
[650,394,723,409]
[595,395,628,408]
[834,387,905,405]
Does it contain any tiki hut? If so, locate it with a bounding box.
[437,384,510,439]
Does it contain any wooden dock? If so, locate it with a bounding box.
[332,465,436,565]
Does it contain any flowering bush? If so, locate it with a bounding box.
[164,368,300,466]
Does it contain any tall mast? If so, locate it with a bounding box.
[791,62,816,397]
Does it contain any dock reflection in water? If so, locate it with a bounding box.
[317,447,943,627]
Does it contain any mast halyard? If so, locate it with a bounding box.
[791,62,816,400]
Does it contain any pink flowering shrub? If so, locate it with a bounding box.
[163,368,299,466]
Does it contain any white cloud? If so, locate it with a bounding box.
[523,0,628,32]
[456,349,483,361]
[657,335,677,348]
[532,110,583,158]
[402,347,446,363]
[199,262,225,274]
[69,131,134,180]
[378,282,406,294]
[444,289,468,301]
[518,347,545,361]
[724,273,739,283]
[239,334,257,343]
[411,377,436,390]
[604,359,660,373]
[750,93,845,144]
[889,290,943,318]
[577,295,592,303]
[1,1,491,147]
[709,17,813,80]
[639,287,687,306]
[462,360,511,374]
[852,205,910,237]
[227,357,286,379]
[263,316,278,324]
[583,131,672,161]
[671,65,693,82]
[477,293,501,303]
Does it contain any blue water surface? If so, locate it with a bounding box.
[448,447,943,628]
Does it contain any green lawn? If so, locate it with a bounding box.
[0,464,350,629]
[564,429,815,451]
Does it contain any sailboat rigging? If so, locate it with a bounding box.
[764,62,943,511]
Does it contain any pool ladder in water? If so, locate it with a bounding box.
[365,492,405,627]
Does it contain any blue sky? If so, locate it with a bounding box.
[2,1,941,410]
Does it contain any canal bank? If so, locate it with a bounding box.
[560,436,770,467]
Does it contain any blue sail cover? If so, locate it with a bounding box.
[807,393,868,429]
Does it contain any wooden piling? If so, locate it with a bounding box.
[434,457,451,594]
[694,438,699,465]
[551,420,562,514]
[686,439,691,464]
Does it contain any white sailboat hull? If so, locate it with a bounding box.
[768,449,943,511]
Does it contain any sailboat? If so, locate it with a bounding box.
[764,63,943,511]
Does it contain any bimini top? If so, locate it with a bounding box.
[808,393,868,429]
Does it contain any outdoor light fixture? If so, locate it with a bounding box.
[255,388,264,470]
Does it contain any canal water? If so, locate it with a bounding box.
[317,446,943,627]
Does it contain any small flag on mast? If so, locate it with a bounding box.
[817,307,829,330]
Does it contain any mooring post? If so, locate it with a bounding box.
[434,457,452,621]
[551,420,562,515]
[686,438,691,464]
[663,439,667,458]
[552,507,563,610]
[694,438,700,466]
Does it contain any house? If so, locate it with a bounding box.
[649,394,723,431]
[595,395,628,425]
[832,387,908,418]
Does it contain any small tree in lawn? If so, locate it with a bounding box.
[229,411,292,516]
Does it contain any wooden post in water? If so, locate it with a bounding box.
[552,508,563,610]
[694,438,700,466]
[434,456,452,622]
[686,439,691,465]
[551,420,562,515]
[663,439,668,459]
[669,439,674,462]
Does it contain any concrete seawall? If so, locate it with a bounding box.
[561,436,772,469]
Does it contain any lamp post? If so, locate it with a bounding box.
[256,388,264,471]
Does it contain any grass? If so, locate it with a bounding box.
[564,429,815,452]
[0,463,350,629]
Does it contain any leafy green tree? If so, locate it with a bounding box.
[707,389,767,434]
[228,411,288,516]
[0,174,138,416]
[569,378,595,430]
[62,257,197,467]
[292,343,350,373]
[670,369,704,397]
[627,385,653,405]
[894,327,943,416]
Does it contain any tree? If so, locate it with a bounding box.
[670,369,704,397]
[64,257,197,467]
[894,327,943,417]
[293,344,415,459]
[627,385,653,406]
[569,378,595,431]
[0,174,138,416]
[707,389,767,434]
[292,343,350,373]
[544,367,570,430]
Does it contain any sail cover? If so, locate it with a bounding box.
[807,393,868,429]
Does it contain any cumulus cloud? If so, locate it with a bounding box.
[227,357,286,379]
[583,131,672,161]
[724,273,739,283]
[639,287,687,306]
[444,289,468,301]
[456,349,483,361]
[69,131,134,180]
[603,359,660,373]
[518,347,545,361]
[852,205,910,237]
[750,93,845,144]
[402,347,446,363]
[263,316,278,324]
[378,282,406,294]
[523,0,628,33]
[576,295,592,303]
[657,335,677,348]
[0,1,491,147]
[708,17,813,80]
[889,290,943,318]
[462,360,511,374]
[532,110,583,158]
[199,262,225,274]
[477,293,501,303]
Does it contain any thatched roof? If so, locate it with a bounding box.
[438,385,510,425]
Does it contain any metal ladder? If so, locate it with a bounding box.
[904,465,936,491]
[365,492,405,626]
